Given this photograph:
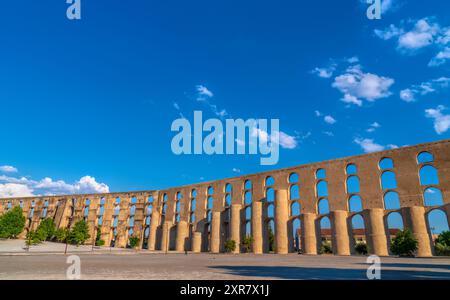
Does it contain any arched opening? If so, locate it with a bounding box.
[290,185,300,200]
[381,171,397,190]
[244,191,252,206]
[346,164,357,175]
[225,183,232,194]
[245,206,252,237]
[379,158,394,170]
[265,176,275,187]
[318,199,330,215]
[419,165,439,186]
[225,194,232,207]
[244,180,252,190]
[83,199,90,221]
[267,204,274,219]
[289,173,299,183]
[267,220,275,253]
[316,181,328,198]
[350,214,366,254]
[348,195,363,212]
[424,187,444,207]
[319,217,332,254]
[417,152,434,164]
[42,200,49,218]
[266,188,275,203]
[292,218,301,252]
[386,212,404,252]
[316,168,326,180]
[384,191,401,210]
[291,201,301,217]
[427,209,449,240]
[346,176,360,194]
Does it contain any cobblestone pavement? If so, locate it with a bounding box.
[0,240,449,280]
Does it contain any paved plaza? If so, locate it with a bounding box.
[0,241,449,280]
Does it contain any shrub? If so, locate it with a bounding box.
[224,240,236,253]
[390,229,418,257]
[67,220,90,246]
[435,231,450,256]
[319,241,333,254]
[25,230,43,246]
[0,206,26,239]
[55,228,69,243]
[129,236,140,249]
[242,236,254,253]
[95,226,105,246]
[355,242,368,255]
[35,218,56,241]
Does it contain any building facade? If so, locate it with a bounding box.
[0,139,449,257]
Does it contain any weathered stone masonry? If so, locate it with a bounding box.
[0,139,449,257]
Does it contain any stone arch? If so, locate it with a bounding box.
[379,157,394,170]
[350,214,366,254]
[265,176,275,187]
[417,151,434,164]
[318,199,330,215]
[291,201,301,217]
[346,176,360,194]
[381,171,397,190]
[419,165,439,186]
[346,164,357,175]
[423,187,444,207]
[318,216,332,254]
[386,211,404,253]
[316,168,326,180]
[348,195,363,213]
[384,191,401,210]
[316,180,328,198]
[427,209,449,239]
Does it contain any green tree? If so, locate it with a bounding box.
[319,240,333,254]
[67,220,91,246]
[268,226,275,252]
[0,206,26,239]
[435,231,450,256]
[390,229,418,257]
[95,226,105,246]
[242,236,254,253]
[355,241,368,255]
[224,240,236,253]
[129,236,140,249]
[35,218,56,241]
[25,230,43,246]
[55,228,69,243]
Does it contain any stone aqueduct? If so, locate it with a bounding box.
[0,139,449,257]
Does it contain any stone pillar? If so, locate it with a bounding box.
[252,201,263,254]
[148,209,160,251]
[301,213,318,255]
[230,204,241,254]
[365,209,389,256]
[161,221,172,252]
[331,210,351,256]
[192,232,202,253]
[210,211,221,253]
[404,206,433,257]
[176,221,189,252]
[275,189,289,254]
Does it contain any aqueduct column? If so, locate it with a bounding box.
[192,232,202,253]
[331,210,351,256]
[252,201,263,254]
[161,221,172,252]
[210,211,221,253]
[148,206,160,251]
[116,197,131,248]
[176,220,189,252]
[403,206,433,257]
[86,197,100,245]
[230,204,241,254]
[301,213,318,255]
[365,208,389,256]
[275,189,289,254]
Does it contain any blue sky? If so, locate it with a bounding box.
[0,0,449,198]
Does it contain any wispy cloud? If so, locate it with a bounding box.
[400,77,450,102]
[195,85,228,118]
[425,105,450,134]
[366,122,381,133]
[0,166,18,173]
[375,17,450,66]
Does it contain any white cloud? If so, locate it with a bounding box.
[324,115,337,124]
[315,110,322,117]
[332,65,394,105]
[194,85,228,118]
[367,122,381,132]
[429,47,450,67]
[173,102,180,110]
[375,18,450,66]
[232,168,241,173]
[0,166,18,173]
[400,77,450,102]
[251,128,298,150]
[354,138,385,153]
[0,173,110,198]
[323,131,334,137]
[425,105,450,134]
[196,85,214,99]
[0,183,34,198]
[311,65,336,79]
